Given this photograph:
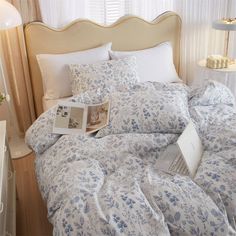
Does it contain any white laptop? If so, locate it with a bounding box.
[156,121,203,178]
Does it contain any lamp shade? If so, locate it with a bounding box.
[0,0,22,30]
[212,18,236,31]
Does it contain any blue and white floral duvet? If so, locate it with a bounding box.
[26,81,236,236]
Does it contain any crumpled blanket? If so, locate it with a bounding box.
[26,80,236,236]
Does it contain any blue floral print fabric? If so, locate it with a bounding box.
[69,56,139,96]
[96,86,190,137]
[26,106,61,154]
[189,80,235,107]
[26,81,236,235]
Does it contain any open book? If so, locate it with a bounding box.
[53,100,110,135]
[156,121,203,178]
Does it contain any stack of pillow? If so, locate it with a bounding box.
[35,43,189,138]
[36,41,182,109]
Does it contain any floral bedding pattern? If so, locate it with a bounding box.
[69,56,139,96]
[96,87,190,137]
[26,81,236,236]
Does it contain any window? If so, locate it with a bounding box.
[88,0,125,24]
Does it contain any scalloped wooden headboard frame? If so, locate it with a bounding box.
[24,11,182,117]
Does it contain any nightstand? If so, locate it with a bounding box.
[0,120,16,236]
[197,59,236,98]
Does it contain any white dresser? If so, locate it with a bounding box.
[0,121,16,236]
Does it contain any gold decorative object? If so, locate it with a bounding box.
[206,55,229,69]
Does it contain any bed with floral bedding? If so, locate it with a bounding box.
[26,80,236,236]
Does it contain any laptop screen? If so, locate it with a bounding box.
[177,121,203,178]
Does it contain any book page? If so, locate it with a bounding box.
[86,101,110,134]
[53,102,87,135]
[53,100,110,135]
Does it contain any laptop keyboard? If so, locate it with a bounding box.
[169,153,189,175]
[156,144,190,176]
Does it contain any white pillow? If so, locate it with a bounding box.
[37,43,112,99]
[109,42,181,83]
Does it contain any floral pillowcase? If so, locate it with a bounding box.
[96,87,190,138]
[68,56,139,96]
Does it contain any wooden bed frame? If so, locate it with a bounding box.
[24,11,181,117]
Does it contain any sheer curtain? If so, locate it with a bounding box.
[0,0,38,134]
[0,0,40,157]
[38,0,236,84]
[124,0,173,21]
[38,0,173,26]
[174,0,230,84]
[39,0,87,28]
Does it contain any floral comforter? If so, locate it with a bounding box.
[26,81,236,236]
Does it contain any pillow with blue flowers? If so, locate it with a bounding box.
[96,88,190,138]
[69,56,139,96]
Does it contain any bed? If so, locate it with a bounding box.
[25,12,236,235]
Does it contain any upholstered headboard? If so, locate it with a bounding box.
[24,11,181,117]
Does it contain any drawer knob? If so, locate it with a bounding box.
[6,232,12,236]
[0,202,3,213]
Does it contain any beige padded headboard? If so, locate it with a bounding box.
[24,11,181,117]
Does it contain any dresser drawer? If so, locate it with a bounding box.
[6,170,16,236]
[0,146,9,236]
[0,121,16,236]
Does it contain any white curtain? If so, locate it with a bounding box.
[174,0,229,84]
[124,0,173,21]
[38,0,236,84]
[0,0,39,133]
[39,0,88,28]
[38,0,173,26]
[228,0,236,58]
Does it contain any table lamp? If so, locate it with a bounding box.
[0,0,31,158]
[212,18,236,59]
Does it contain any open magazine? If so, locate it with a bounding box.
[156,121,203,178]
[53,100,110,135]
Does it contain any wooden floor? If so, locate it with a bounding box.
[13,153,53,236]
